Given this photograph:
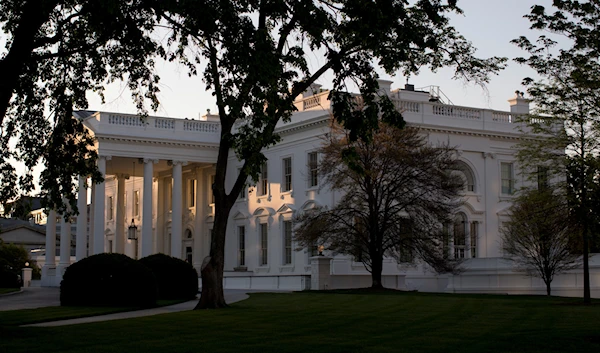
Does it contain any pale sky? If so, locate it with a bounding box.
[86,0,556,117]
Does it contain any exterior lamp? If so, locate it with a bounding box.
[318,245,324,256]
[128,218,138,240]
[25,262,29,267]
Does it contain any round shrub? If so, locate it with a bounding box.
[139,253,198,300]
[0,269,21,288]
[60,253,157,307]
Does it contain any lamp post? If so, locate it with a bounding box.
[128,218,138,259]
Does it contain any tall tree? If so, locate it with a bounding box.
[513,0,600,304]
[501,188,579,296]
[0,0,163,215]
[295,124,464,288]
[161,0,506,308]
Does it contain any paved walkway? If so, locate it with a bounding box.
[0,287,285,327]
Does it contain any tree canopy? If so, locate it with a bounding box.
[0,0,164,215]
[295,123,464,288]
[3,1,506,308]
[512,0,600,303]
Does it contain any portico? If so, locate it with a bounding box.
[41,111,221,286]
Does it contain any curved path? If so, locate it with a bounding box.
[0,287,286,327]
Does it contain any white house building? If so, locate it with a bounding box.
[39,81,600,297]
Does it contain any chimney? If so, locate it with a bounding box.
[376,79,394,96]
[508,90,530,114]
[301,83,323,99]
[404,83,415,91]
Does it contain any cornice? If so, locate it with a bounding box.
[96,136,219,149]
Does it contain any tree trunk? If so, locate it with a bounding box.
[370,255,384,289]
[583,221,591,304]
[195,194,232,309]
[545,281,551,296]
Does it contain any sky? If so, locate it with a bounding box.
[85,0,557,117]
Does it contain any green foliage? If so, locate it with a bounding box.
[139,253,198,300]
[513,0,600,303]
[0,240,38,287]
[0,0,164,215]
[60,253,157,307]
[294,124,464,287]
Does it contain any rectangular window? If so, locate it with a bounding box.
[259,162,268,196]
[189,179,195,207]
[108,196,114,220]
[470,222,478,258]
[108,240,113,253]
[282,157,292,192]
[134,190,140,217]
[308,152,318,187]
[501,162,514,195]
[537,166,548,190]
[260,223,268,265]
[283,221,293,265]
[238,226,245,267]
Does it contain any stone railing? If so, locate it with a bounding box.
[102,113,221,136]
[432,105,481,120]
[303,95,322,110]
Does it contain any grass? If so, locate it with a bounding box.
[0,299,188,327]
[0,288,20,295]
[0,291,599,353]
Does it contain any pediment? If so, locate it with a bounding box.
[300,200,321,211]
[253,207,275,217]
[232,210,249,220]
[276,203,296,214]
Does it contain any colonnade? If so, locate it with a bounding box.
[42,156,212,286]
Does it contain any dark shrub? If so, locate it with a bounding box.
[0,269,20,288]
[139,253,198,300]
[60,253,157,307]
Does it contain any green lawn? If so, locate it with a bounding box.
[0,299,187,326]
[0,288,19,295]
[1,291,599,353]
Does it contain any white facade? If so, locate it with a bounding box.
[39,82,600,297]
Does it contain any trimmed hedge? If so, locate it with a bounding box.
[139,253,198,300]
[60,253,157,307]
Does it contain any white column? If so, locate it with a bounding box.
[44,209,57,266]
[156,176,165,253]
[57,212,71,275]
[171,160,186,258]
[194,167,205,272]
[93,155,110,254]
[89,184,95,256]
[76,176,88,260]
[115,174,127,254]
[142,159,157,257]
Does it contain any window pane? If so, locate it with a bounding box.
[284,221,292,264]
[238,226,245,266]
[260,224,268,265]
[308,152,318,187]
[501,163,514,194]
[283,158,292,192]
[260,162,268,196]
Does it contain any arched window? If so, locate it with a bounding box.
[455,161,476,192]
[453,213,467,259]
